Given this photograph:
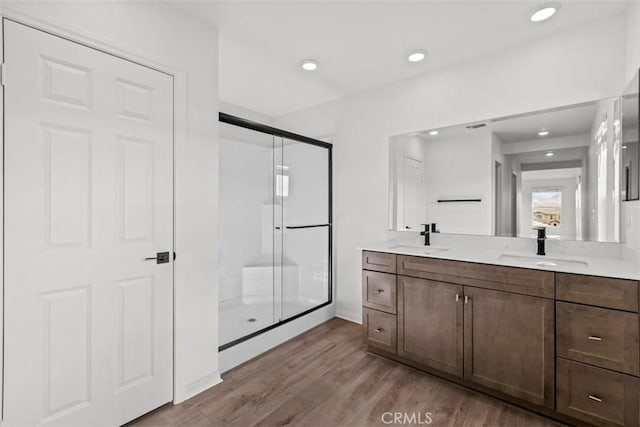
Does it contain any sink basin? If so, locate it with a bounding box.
[498,254,589,268]
[388,245,449,255]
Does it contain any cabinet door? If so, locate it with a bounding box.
[398,276,463,377]
[463,287,554,408]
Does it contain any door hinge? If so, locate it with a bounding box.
[1,63,6,86]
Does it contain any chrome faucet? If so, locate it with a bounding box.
[420,223,431,246]
[534,227,546,256]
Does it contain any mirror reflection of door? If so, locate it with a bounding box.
[403,155,425,231]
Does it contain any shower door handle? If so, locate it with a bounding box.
[285,224,331,229]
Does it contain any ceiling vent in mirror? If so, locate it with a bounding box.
[466,123,487,130]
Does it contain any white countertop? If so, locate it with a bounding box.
[361,234,640,280]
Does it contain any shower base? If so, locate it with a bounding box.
[219,295,322,347]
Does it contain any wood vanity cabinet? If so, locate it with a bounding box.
[362,250,640,426]
[397,276,463,377]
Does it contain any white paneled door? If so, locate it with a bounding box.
[3,20,174,426]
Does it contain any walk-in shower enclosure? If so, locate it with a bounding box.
[218,113,332,349]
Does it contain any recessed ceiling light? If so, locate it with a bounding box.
[301,59,318,71]
[530,3,560,23]
[545,151,555,157]
[407,50,426,63]
[429,130,439,136]
[538,130,550,137]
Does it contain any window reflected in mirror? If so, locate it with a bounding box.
[531,189,561,229]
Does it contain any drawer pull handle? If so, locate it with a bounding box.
[373,289,384,294]
[588,336,603,342]
[374,328,383,333]
[455,294,460,302]
[588,395,603,403]
[464,295,470,304]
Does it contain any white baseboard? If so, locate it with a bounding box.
[174,371,222,404]
[335,310,361,324]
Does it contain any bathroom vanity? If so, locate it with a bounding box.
[361,246,640,426]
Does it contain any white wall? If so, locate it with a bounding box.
[1,1,221,403]
[423,129,493,235]
[627,2,640,82]
[220,100,276,126]
[276,13,627,322]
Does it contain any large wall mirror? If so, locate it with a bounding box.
[389,72,640,242]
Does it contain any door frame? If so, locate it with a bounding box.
[0,9,182,417]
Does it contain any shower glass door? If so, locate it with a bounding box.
[280,138,331,319]
[218,122,278,347]
[219,114,332,350]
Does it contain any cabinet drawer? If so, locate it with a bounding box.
[363,271,397,314]
[363,308,396,354]
[557,302,639,375]
[557,359,639,426]
[556,273,638,312]
[398,255,554,298]
[362,251,396,274]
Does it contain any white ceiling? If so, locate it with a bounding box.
[512,146,588,164]
[492,102,599,143]
[169,1,631,118]
[522,167,583,180]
